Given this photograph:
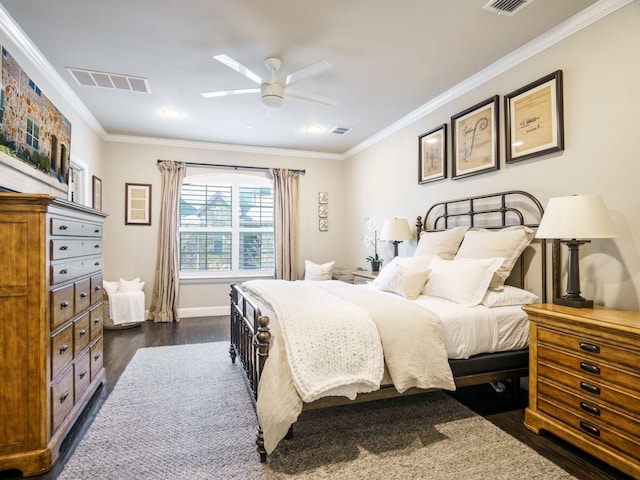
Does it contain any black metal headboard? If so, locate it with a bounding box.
[415,190,550,302]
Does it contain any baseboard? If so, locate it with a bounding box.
[177,306,228,318]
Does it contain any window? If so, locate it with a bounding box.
[26,119,39,150]
[28,78,42,96]
[179,173,274,278]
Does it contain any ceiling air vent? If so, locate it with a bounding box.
[330,126,352,135]
[66,67,151,94]
[482,0,533,16]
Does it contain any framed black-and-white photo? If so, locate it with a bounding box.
[505,70,564,163]
[125,183,152,225]
[451,96,499,179]
[418,124,447,184]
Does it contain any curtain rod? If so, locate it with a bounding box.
[156,159,305,175]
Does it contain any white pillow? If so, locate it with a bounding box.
[454,226,535,289]
[304,260,335,281]
[414,226,468,260]
[422,256,504,306]
[372,255,434,287]
[377,263,430,300]
[103,280,119,296]
[118,278,145,292]
[481,285,540,307]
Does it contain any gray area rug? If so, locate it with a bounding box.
[60,342,576,479]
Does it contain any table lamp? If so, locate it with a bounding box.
[380,218,413,257]
[535,195,616,308]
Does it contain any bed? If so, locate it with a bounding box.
[230,190,552,462]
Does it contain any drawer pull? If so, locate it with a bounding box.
[579,342,600,354]
[94,285,102,292]
[580,362,600,375]
[580,381,600,395]
[79,329,87,337]
[60,301,70,310]
[79,369,88,379]
[60,245,68,251]
[94,352,101,361]
[94,261,100,266]
[59,225,68,231]
[580,401,601,416]
[580,421,600,437]
[59,343,69,355]
[60,391,69,403]
[80,292,88,298]
[60,269,69,275]
[94,317,101,325]
[94,244,100,248]
[94,229,100,233]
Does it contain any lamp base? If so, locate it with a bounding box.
[553,296,593,309]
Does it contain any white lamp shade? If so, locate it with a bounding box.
[535,195,616,240]
[379,218,413,241]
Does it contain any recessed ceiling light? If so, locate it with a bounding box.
[162,109,182,118]
[306,125,324,134]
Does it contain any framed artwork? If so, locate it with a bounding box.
[318,191,328,204]
[319,218,329,232]
[92,175,102,211]
[418,123,447,184]
[318,205,328,218]
[125,183,152,225]
[451,95,499,180]
[504,70,564,163]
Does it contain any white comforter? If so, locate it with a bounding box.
[242,280,455,453]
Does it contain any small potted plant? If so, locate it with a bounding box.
[362,218,383,272]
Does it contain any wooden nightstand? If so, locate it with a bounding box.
[352,270,378,285]
[523,303,640,479]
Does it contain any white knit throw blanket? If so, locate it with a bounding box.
[242,280,384,402]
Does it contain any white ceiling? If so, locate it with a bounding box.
[0,0,607,156]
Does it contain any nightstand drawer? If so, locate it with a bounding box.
[538,326,638,374]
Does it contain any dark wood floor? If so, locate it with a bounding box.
[1,316,632,479]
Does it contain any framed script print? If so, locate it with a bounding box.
[418,124,447,184]
[451,96,499,179]
[505,70,564,163]
[125,183,152,225]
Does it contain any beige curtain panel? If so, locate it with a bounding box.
[148,160,186,322]
[271,168,300,280]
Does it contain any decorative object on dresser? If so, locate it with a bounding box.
[523,303,640,479]
[92,175,102,210]
[0,193,107,476]
[379,218,413,258]
[535,195,616,308]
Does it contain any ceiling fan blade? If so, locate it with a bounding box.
[286,88,338,106]
[200,88,260,98]
[213,54,263,84]
[285,60,332,86]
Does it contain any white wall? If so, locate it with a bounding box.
[101,140,346,315]
[345,2,640,311]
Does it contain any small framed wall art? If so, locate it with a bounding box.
[125,183,152,225]
[451,95,499,180]
[418,123,447,184]
[504,70,564,164]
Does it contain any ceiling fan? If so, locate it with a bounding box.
[201,54,337,109]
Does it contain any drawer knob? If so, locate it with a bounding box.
[94,261,100,266]
[79,369,88,379]
[60,269,69,275]
[579,342,600,354]
[60,245,68,251]
[580,362,600,375]
[580,381,600,395]
[61,301,70,309]
[580,421,600,437]
[59,225,68,230]
[79,329,87,337]
[580,401,601,416]
[60,391,69,403]
[59,343,69,355]
[94,244,100,248]
[80,292,88,298]
[94,317,101,325]
[94,285,102,292]
[94,229,100,233]
[94,352,101,361]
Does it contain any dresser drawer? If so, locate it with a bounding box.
[51,216,103,237]
[73,313,91,356]
[90,304,103,340]
[538,396,640,462]
[538,326,638,374]
[74,351,91,403]
[538,362,640,417]
[538,378,639,438]
[51,323,74,379]
[51,365,75,433]
[90,337,103,380]
[50,256,102,285]
[90,274,103,305]
[74,278,91,314]
[50,285,74,329]
[50,238,103,260]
